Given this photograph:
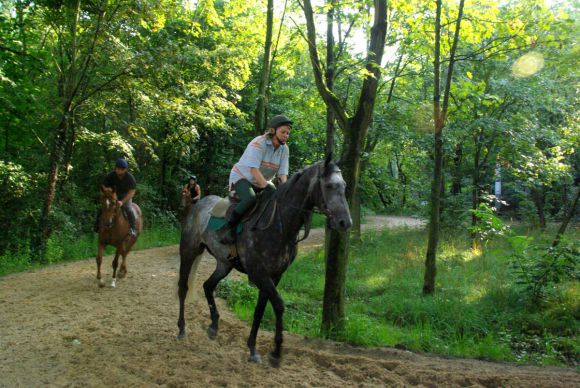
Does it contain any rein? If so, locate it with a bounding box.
[251,164,332,245]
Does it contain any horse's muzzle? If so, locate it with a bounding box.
[327,215,352,232]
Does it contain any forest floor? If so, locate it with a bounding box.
[1,216,579,387]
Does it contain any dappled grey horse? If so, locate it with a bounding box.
[177,157,352,367]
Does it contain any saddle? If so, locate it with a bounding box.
[207,189,278,262]
[209,188,276,228]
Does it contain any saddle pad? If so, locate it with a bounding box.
[210,197,231,218]
[207,216,243,234]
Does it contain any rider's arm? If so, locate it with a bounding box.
[120,189,136,205]
[193,185,201,200]
[277,145,289,185]
[250,167,268,189]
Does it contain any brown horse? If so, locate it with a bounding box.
[96,187,143,288]
[178,188,193,225]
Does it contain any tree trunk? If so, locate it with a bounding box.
[253,0,274,133]
[62,115,77,184]
[35,0,82,259]
[351,187,361,240]
[471,137,482,249]
[450,143,463,194]
[552,186,580,247]
[423,0,465,295]
[325,0,336,158]
[36,114,70,258]
[531,186,546,229]
[303,0,388,336]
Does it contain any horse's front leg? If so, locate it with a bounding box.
[252,276,284,367]
[111,248,121,288]
[96,242,105,288]
[247,290,268,363]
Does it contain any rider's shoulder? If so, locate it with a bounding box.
[249,135,268,149]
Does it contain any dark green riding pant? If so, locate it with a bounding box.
[233,179,257,216]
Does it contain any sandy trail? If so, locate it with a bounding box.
[1,216,578,387]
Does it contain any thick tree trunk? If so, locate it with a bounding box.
[35,0,82,259]
[323,123,364,335]
[253,0,274,133]
[36,114,70,258]
[304,0,388,336]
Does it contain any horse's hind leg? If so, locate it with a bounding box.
[203,261,232,339]
[177,248,204,339]
[118,252,128,279]
[111,249,121,288]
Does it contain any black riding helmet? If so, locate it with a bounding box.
[268,114,293,129]
[189,175,197,181]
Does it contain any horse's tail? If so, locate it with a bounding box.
[185,253,203,302]
[177,202,206,301]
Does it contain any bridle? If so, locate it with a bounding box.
[101,193,120,229]
[251,164,339,245]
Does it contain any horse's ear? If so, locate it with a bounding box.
[324,152,333,168]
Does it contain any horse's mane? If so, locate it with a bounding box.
[274,160,340,201]
[274,161,322,200]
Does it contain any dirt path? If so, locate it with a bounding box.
[1,216,578,387]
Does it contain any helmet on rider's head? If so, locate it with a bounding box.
[189,175,197,181]
[267,114,293,130]
[116,158,128,169]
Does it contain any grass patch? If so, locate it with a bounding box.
[217,227,579,367]
[0,221,181,277]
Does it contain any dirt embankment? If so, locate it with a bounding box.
[1,216,578,387]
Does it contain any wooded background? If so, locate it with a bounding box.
[1,0,578,339]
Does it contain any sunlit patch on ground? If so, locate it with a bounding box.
[511,52,544,78]
[365,274,388,288]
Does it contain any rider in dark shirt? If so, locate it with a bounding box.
[98,158,138,236]
[183,175,201,204]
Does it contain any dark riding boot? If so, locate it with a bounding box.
[217,210,243,244]
[123,201,137,237]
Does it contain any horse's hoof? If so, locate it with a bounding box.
[98,280,105,288]
[248,353,261,364]
[118,270,127,279]
[207,326,217,339]
[268,352,281,368]
[177,331,186,339]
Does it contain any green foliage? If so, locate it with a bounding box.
[469,201,511,245]
[510,238,580,304]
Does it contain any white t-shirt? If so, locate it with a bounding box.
[229,136,289,187]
